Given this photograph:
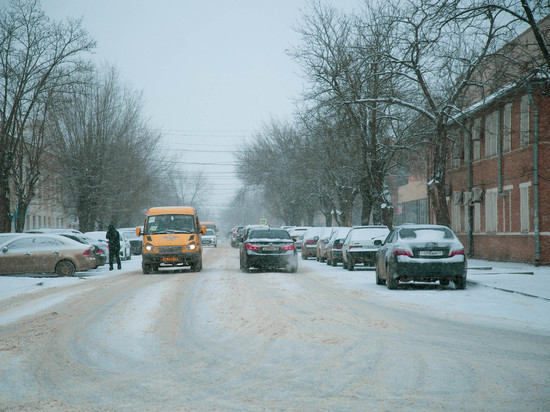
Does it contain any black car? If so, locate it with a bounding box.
[239,228,298,273]
[374,224,467,289]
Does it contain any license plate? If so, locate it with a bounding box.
[419,250,444,256]
[163,257,178,262]
[263,246,279,252]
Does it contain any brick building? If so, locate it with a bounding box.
[446,16,550,265]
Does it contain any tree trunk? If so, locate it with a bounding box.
[430,124,451,227]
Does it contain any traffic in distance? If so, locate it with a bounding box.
[1,206,467,289]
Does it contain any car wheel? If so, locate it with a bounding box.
[191,257,202,272]
[343,260,347,269]
[332,260,337,267]
[348,257,354,271]
[440,279,450,286]
[142,264,152,274]
[455,277,467,290]
[56,260,76,277]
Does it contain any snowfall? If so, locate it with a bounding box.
[0,250,549,335]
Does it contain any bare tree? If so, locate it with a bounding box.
[351,0,515,226]
[49,66,163,231]
[0,0,95,232]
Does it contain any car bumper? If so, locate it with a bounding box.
[392,258,466,280]
[348,249,377,265]
[246,251,297,269]
[142,251,201,267]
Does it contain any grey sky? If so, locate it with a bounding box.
[39,0,359,215]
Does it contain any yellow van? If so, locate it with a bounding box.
[137,206,206,274]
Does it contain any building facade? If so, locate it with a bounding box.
[446,16,550,265]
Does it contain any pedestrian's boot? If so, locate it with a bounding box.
[109,266,113,271]
[118,264,121,270]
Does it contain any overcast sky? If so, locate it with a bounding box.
[37,0,359,217]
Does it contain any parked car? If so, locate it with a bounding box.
[25,228,83,235]
[315,227,336,262]
[325,227,352,267]
[0,234,96,276]
[85,230,131,262]
[118,228,142,255]
[342,226,390,270]
[287,226,309,249]
[375,224,467,289]
[202,229,217,247]
[59,232,107,268]
[300,227,329,260]
[239,228,298,273]
[230,226,245,247]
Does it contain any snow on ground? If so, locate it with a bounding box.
[0,250,549,335]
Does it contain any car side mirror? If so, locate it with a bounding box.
[201,225,206,235]
[374,239,382,246]
[2,246,7,253]
[136,227,142,237]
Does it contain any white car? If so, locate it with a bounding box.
[202,229,217,247]
[342,226,390,270]
[85,230,131,262]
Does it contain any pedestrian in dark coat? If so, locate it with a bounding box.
[106,224,121,270]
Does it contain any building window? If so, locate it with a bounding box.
[472,117,481,160]
[485,188,498,233]
[474,203,481,233]
[501,186,513,232]
[520,182,531,232]
[503,103,512,152]
[452,203,462,233]
[485,111,498,157]
[520,95,530,147]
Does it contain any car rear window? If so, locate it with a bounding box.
[400,227,455,240]
[249,230,291,240]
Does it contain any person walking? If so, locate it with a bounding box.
[106,224,121,270]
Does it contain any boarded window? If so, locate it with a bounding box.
[503,103,512,152]
[520,182,531,232]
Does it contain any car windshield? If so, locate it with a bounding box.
[248,229,291,241]
[400,227,455,240]
[205,229,215,236]
[145,214,195,234]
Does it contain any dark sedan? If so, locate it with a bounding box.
[375,224,467,290]
[239,228,298,273]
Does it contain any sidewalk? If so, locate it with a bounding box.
[467,258,550,301]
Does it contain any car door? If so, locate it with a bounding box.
[379,230,397,278]
[29,236,65,274]
[0,236,37,274]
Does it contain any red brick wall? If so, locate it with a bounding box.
[448,88,550,265]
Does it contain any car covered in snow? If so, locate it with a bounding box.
[374,224,467,289]
[286,226,309,249]
[342,226,390,270]
[300,227,331,260]
[325,227,352,266]
[239,228,298,273]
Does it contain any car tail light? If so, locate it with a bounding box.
[393,247,413,257]
[97,248,105,254]
[246,243,261,251]
[281,243,295,251]
[333,245,342,250]
[349,245,362,249]
[83,249,92,256]
[450,248,465,257]
[305,239,316,244]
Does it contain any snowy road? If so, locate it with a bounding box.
[0,244,549,411]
